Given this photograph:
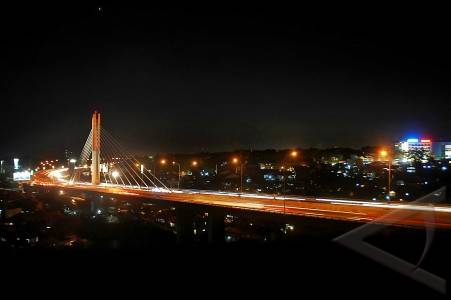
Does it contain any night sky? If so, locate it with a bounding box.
[1,4,450,157]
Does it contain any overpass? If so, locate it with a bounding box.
[30,112,451,238]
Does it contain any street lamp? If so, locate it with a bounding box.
[232,157,243,193]
[380,149,392,199]
[191,160,198,167]
[140,164,144,180]
[69,158,77,170]
[283,150,300,194]
[172,161,181,189]
[282,150,300,214]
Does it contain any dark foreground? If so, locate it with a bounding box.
[1,189,450,298]
[2,235,450,298]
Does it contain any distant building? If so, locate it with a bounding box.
[0,158,15,176]
[258,162,275,170]
[361,155,374,164]
[64,148,73,160]
[431,141,451,160]
[396,138,451,160]
[396,138,432,155]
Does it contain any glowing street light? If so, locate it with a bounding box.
[112,170,120,178]
[172,161,181,189]
[69,158,77,170]
[290,150,298,158]
[192,160,198,167]
[160,159,167,165]
[232,157,244,193]
[379,149,392,199]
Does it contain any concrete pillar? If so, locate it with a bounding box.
[90,197,98,214]
[0,199,5,220]
[176,205,196,244]
[85,192,102,215]
[91,111,101,185]
[207,208,225,244]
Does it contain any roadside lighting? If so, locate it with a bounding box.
[172,161,181,189]
[379,149,392,199]
[232,157,243,193]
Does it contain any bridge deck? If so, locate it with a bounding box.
[31,170,451,229]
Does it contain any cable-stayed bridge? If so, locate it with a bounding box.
[31,112,451,232]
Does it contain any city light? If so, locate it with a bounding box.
[13,158,19,170]
[13,170,31,181]
[5,11,451,292]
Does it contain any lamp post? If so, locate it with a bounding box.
[281,150,299,214]
[380,149,392,199]
[172,161,181,189]
[232,157,244,193]
[283,150,299,194]
[69,158,77,168]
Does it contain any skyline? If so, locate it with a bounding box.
[1,4,450,157]
[2,5,451,295]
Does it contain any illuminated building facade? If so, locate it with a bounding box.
[431,141,451,160]
[397,137,451,160]
[397,138,432,154]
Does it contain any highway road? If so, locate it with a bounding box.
[31,169,451,229]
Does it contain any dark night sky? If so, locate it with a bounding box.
[1,4,450,158]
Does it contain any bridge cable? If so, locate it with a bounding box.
[98,136,131,187]
[97,136,127,187]
[100,133,144,189]
[101,127,171,191]
[102,129,158,189]
[101,132,149,189]
[70,129,93,183]
[100,128,161,189]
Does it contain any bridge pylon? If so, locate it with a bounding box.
[91,111,101,185]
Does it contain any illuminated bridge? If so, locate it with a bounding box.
[31,112,451,242]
